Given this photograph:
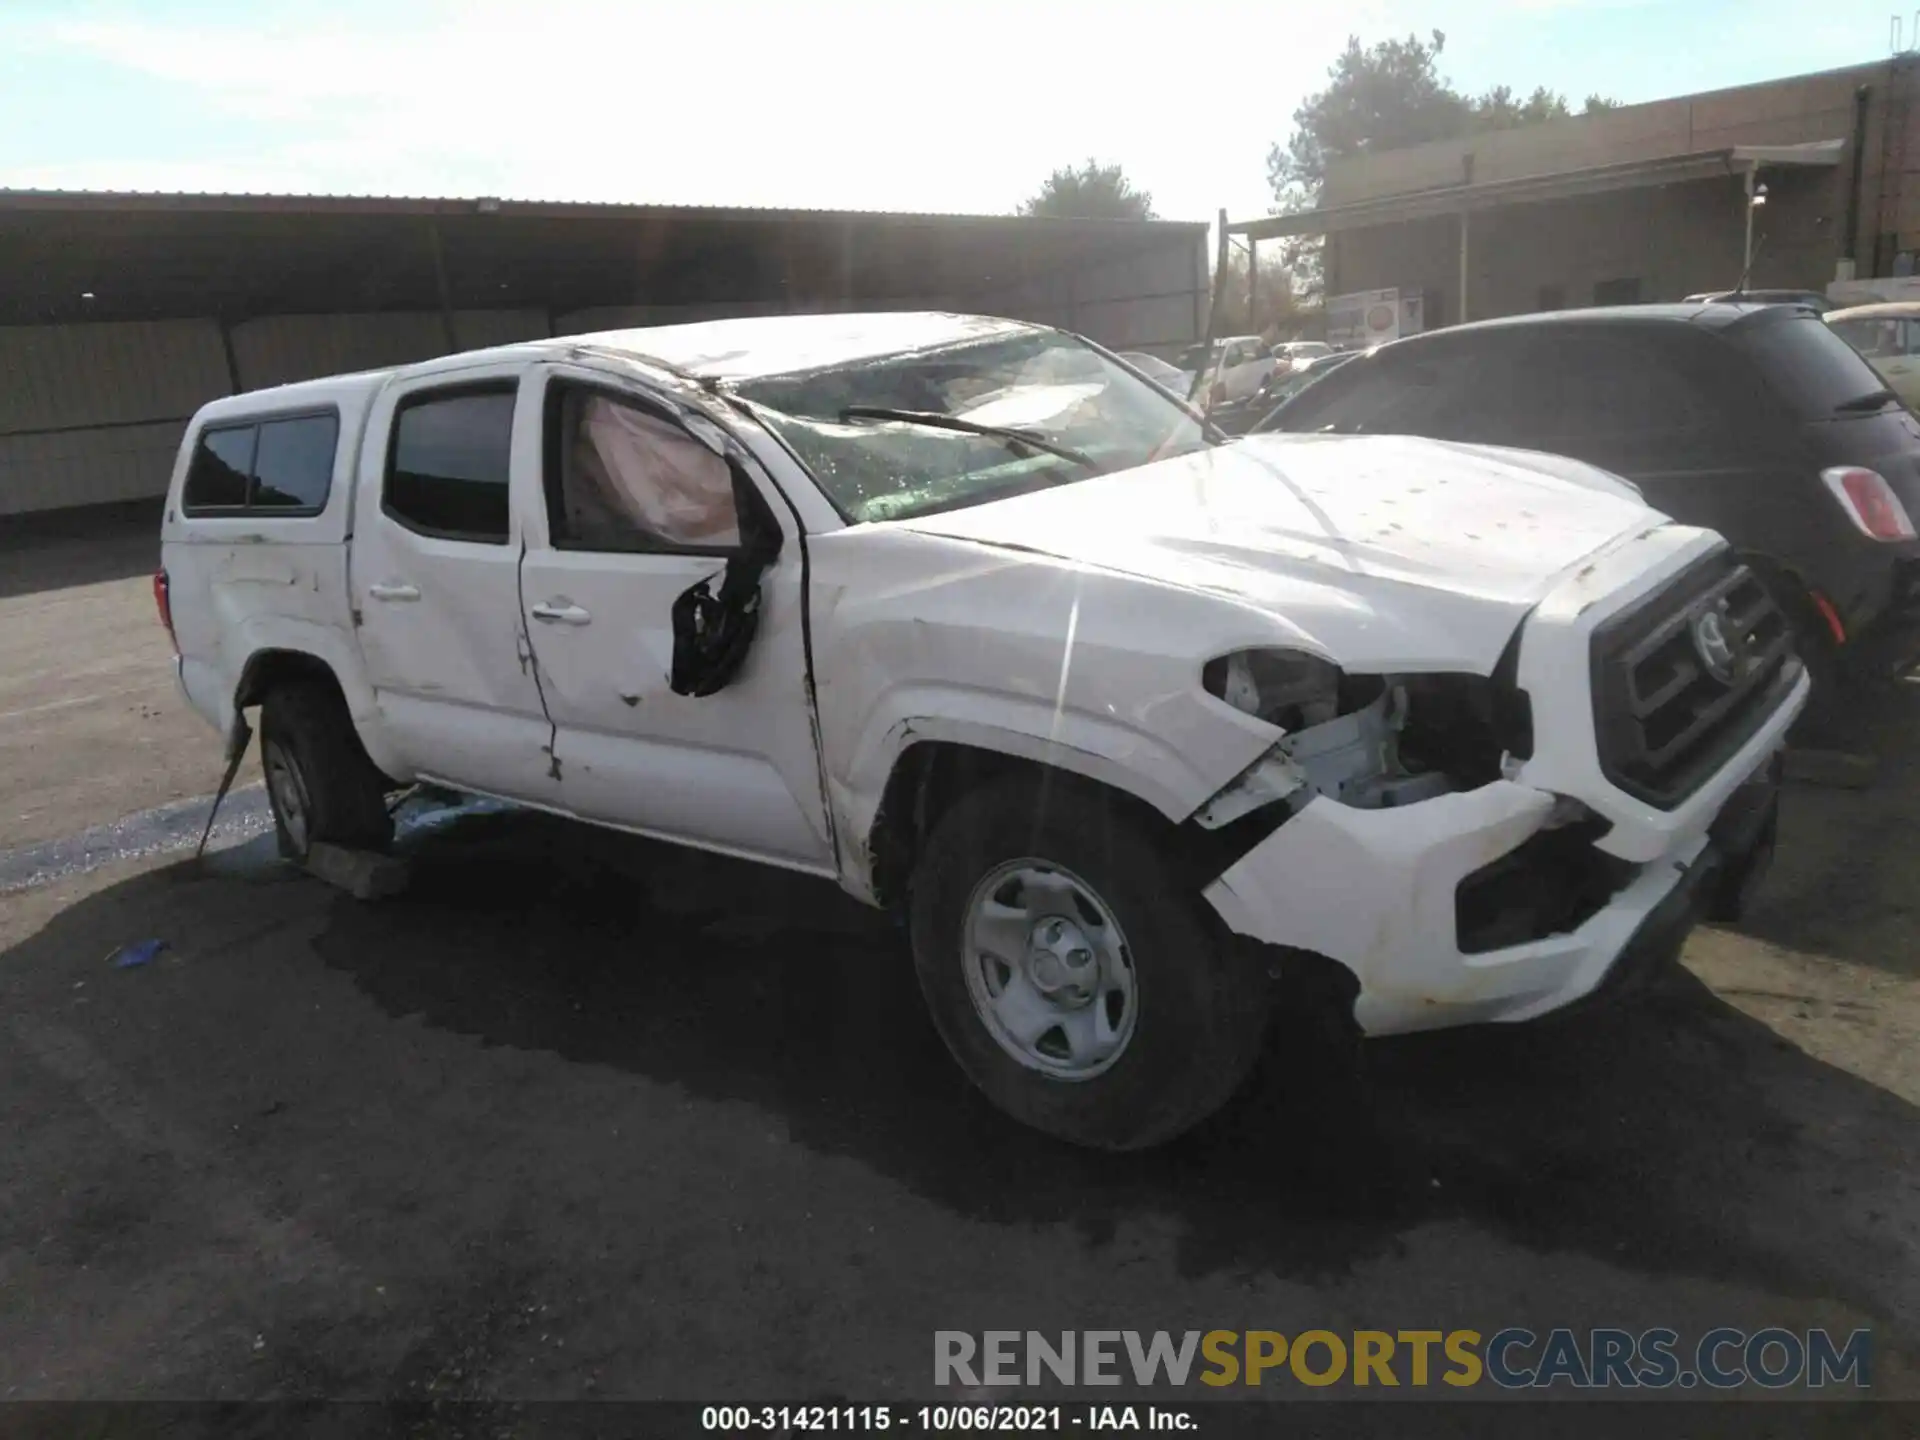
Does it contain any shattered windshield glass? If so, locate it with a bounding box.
[734,331,1212,522]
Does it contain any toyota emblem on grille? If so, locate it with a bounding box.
[1691,601,1740,685]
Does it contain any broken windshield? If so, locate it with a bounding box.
[733,330,1212,522]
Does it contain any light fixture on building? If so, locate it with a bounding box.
[80,290,95,300]
[476,197,502,214]
[1751,183,1769,209]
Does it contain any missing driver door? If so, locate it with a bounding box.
[515,366,834,872]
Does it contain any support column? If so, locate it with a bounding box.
[1457,210,1471,324]
[1247,238,1259,335]
[426,221,458,352]
[1743,163,1759,284]
[216,316,243,395]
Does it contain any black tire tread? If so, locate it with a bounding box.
[908,772,1271,1151]
[260,679,394,857]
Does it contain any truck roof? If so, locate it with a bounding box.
[198,312,1050,418]
[560,311,1039,382]
[193,365,397,425]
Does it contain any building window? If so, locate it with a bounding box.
[1593,277,1643,306]
[1536,285,1566,312]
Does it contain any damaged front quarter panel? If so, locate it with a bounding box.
[1188,666,1609,1032]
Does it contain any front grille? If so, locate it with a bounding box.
[1590,551,1800,810]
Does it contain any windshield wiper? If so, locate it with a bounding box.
[838,406,1100,471]
[1834,388,1901,414]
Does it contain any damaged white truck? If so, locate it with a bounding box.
[159,312,1806,1149]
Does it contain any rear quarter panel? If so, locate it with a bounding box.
[161,388,380,749]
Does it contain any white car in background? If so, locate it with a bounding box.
[1273,340,1335,373]
[1117,351,1196,400]
[1176,335,1274,405]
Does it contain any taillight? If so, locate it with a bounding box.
[1821,466,1917,541]
[153,569,177,651]
[1209,382,1228,405]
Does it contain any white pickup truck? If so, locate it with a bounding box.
[158,312,1806,1149]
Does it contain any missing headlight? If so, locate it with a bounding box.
[1202,649,1385,731]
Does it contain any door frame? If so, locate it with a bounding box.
[514,359,843,875]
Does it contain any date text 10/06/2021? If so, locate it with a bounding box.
[702,1406,1189,1432]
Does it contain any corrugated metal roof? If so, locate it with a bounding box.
[0,188,1205,231]
[0,189,1207,327]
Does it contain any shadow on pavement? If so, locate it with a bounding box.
[256,803,1914,1317]
[2,715,1915,1398]
[1738,678,1920,978]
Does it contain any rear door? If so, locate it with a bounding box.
[350,365,560,802]
[515,364,834,872]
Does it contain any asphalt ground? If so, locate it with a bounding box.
[2,515,1916,1430]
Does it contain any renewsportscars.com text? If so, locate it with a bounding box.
[935,1328,1871,1390]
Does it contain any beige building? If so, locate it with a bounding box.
[1234,58,1920,327]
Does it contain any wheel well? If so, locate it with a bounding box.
[233,649,343,713]
[866,738,1363,1033]
[866,741,1176,910]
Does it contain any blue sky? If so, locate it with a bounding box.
[0,0,1893,223]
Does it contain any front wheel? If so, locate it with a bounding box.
[907,774,1272,1150]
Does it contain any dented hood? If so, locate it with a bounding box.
[893,432,1668,674]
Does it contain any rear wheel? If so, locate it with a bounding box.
[259,680,394,861]
[907,774,1271,1150]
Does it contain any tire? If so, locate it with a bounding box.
[259,679,394,862]
[907,773,1272,1151]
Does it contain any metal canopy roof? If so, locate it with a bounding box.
[1227,139,1845,241]
[0,191,1204,327]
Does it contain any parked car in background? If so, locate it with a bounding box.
[1261,349,1356,407]
[1826,302,1920,411]
[1117,350,1196,400]
[1273,340,1335,373]
[159,311,1799,1150]
[1176,334,1274,406]
[1212,351,1357,436]
[1260,303,1920,686]
[1685,288,1834,314]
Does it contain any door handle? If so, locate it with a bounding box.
[367,583,420,602]
[530,600,592,626]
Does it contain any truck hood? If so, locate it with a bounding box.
[895,432,1668,674]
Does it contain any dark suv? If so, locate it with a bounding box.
[1257,303,1920,684]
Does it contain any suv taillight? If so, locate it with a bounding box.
[1821,467,1917,541]
[153,569,177,651]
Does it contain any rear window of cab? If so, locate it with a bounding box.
[182,411,340,515]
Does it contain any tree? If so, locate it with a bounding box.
[1216,249,1302,337]
[1019,160,1156,221]
[1471,84,1571,130]
[1265,31,1619,298]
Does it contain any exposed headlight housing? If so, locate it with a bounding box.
[1202,648,1383,732]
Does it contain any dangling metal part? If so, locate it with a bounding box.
[194,709,254,858]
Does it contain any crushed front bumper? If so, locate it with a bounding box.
[1200,529,1807,1037]
[1203,748,1785,1036]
